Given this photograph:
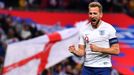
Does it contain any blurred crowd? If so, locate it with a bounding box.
[42,56,84,75]
[0,0,134,17]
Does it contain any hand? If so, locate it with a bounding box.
[68,45,76,53]
[90,44,101,52]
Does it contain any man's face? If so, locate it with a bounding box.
[88,7,102,26]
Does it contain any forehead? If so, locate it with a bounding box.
[89,7,100,12]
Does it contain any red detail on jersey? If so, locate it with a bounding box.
[84,35,89,43]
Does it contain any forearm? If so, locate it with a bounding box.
[72,49,85,57]
[91,43,120,55]
[69,44,85,57]
[99,47,120,55]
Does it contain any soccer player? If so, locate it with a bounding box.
[68,2,120,75]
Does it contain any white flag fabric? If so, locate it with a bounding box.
[3,28,79,75]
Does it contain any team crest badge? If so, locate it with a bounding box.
[99,30,105,35]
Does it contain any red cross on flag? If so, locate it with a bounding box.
[2,28,79,75]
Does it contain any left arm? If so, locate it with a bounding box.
[91,25,120,55]
[90,43,120,55]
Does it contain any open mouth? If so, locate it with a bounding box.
[91,18,96,22]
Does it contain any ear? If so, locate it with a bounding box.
[100,13,103,18]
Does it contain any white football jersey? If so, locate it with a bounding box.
[79,20,117,67]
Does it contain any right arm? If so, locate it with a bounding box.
[69,30,86,57]
[69,44,85,57]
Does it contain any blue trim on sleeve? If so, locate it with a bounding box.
[109,38,118,47]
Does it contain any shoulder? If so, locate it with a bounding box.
[101,21,116,32]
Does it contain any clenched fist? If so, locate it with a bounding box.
[90,44,101,52]
[68,45,76,53]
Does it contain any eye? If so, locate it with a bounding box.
[89,12,92,15]
[93,12,97,15]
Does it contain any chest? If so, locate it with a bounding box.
[83,29,109,43]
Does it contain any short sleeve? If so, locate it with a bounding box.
[78,32,85,45]
[109,26,117,39]
[108,26,118,46]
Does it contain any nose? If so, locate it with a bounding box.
[89,14,95,18]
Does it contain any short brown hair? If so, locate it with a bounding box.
[88,2,103,13]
